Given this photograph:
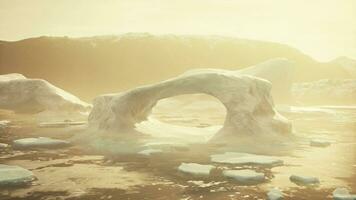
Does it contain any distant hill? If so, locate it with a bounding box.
[0,33,354,101]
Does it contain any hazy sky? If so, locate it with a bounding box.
[0,0,355,61]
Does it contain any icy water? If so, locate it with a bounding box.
[0,101,355,199]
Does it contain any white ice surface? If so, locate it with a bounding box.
[0,143,9,148]
[333,188,356,200]
[13,137,70,149]
[0,73,91,114]
[222,169,265,184]
[211,152,283,167]
[89,66,291,141]
[310,139,331,147]
[137,149,163,156]
[267,188,284,200]
[178,163,215,176]
[289,175,320,185]
[0,164,35,186]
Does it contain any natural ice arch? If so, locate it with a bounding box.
[88,71,291,141]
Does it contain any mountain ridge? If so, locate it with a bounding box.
[0,33,353,101]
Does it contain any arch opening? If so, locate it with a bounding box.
[134,93,227,143]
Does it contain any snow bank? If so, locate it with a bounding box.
[222,169,265,184]
[333,188,356,200]
[292,79,356,105]
[13,137,70,149]
[289,175,319,186]
[0,73,91,113]
[178,163,215,176]
[0,164,35,186]
[88,70,291,141]
[267,188,284,200]
[211,152,283,167]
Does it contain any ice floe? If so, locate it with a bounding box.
[0,120,10,132]
[0,164,35,186]
[289,175,319,186]
[211,152,283,167]
[13,137,70,149]
[267,188,284,200]
[310,139,331,147]
[222,169,265,184]
[333,188,356,200]
[38,121,87,128]
[178,163,215,176]
[0,143,9,148]
[138,149,163,156]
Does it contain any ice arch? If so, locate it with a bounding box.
[88,71,291,140]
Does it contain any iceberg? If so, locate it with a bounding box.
[0,73,91,113]
[88,70,291,141]
[0,164,35,186]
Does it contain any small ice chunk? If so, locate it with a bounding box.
[289,175,319,186]
[0,120,10,126]
[0,164,35,186]
[13,137,70,149]
[333,188,356,200]
[211,152,283,167]
[310,139,331,147]
[222,169,265,184]
[0,120,10,132]
[138,149,163,156]
[178,163,215,176]
[38,121,87,128]
[0,143,9,148]
[268,188,284,200]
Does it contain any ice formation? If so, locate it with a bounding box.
[310,139,331,147]
[211,152,283,167]
[292,79,356,105]
[137,149,163,156]
[0,143,9,148]
[13,137,70,149]
[333,188,356,200]
[0,164,35,186]
[183,58,294,103]
[178,163,215,176]
[0,73,91,113]
[0,120,10,133]
[267,188,284,200]
[222,169,265,184]
[88,70,291,141]
[289,175,319,186]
